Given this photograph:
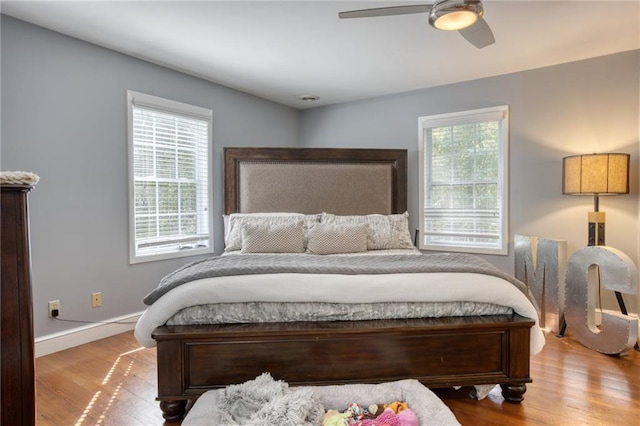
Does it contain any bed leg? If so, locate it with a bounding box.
[159,400,187,422]
[500,383,526,403]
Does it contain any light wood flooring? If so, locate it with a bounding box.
[35,330,639,425]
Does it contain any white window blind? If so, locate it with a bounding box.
[418,106,509,255]
[127,91,213,263]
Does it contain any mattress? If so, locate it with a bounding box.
[134,267,545,353]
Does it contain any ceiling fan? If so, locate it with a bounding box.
[339,0,495,49]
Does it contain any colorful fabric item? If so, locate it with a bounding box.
[384,401,408,413]
[324,402,418,426]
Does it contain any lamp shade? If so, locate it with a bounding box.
[562,153,630,195]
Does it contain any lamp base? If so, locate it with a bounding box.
[588,211,605,246]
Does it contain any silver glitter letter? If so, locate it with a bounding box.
[565,246,639,354]
[515,235,567,333]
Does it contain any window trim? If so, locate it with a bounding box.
[127,90,214,264]
[418,105,509,255]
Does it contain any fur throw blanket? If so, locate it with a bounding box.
[216,373,325,425]
[0,171,39,186]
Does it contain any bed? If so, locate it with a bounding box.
[134,147,544,422]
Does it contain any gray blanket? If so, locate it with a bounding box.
[216,373,324,425]
[144,253,528,305]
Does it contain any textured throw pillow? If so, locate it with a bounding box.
[320,212,414,250]
[241,221,305,254]
[225,213,320,252]
[306,223,368,255]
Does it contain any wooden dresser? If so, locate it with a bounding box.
[1,184,36,425]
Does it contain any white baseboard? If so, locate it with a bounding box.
[35,311,144,358]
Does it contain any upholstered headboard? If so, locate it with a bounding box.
[224,148,407,215]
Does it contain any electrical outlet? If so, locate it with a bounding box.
[91,292,102,308]
[48,300,60,317]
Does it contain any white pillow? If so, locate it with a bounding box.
[241,222,305,254]
[225,213,320,252]
[320,212,414,250]
[306,223,368,255]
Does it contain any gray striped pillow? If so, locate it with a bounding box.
[240,221,305,254]
[320,212,414,250]
[306,223,368,255]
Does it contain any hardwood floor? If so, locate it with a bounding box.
[35,330,639,425]
[437,332,640,425]
[36,332,163,425]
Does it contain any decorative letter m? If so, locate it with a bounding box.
[515,235,567,333]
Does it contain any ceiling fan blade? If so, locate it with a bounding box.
[458,16,495,48]
[339,5,431,19]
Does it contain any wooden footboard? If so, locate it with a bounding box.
[152,314,534,421]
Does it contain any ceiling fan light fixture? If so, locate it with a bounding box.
[429,0,483,31]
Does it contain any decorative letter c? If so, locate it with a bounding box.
[565,246,639,354]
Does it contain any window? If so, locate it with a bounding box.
[418,105,509,255]
[127,91,213,263]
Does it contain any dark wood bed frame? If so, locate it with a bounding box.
[151,148,535,422]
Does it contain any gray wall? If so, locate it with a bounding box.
[299,50,640,273]
[1,16,300,337]
[299,50,640,314]
[2,14,639,338]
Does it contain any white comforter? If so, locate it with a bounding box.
[134,271,545,354]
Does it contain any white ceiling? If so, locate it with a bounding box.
[2,1,639,109]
